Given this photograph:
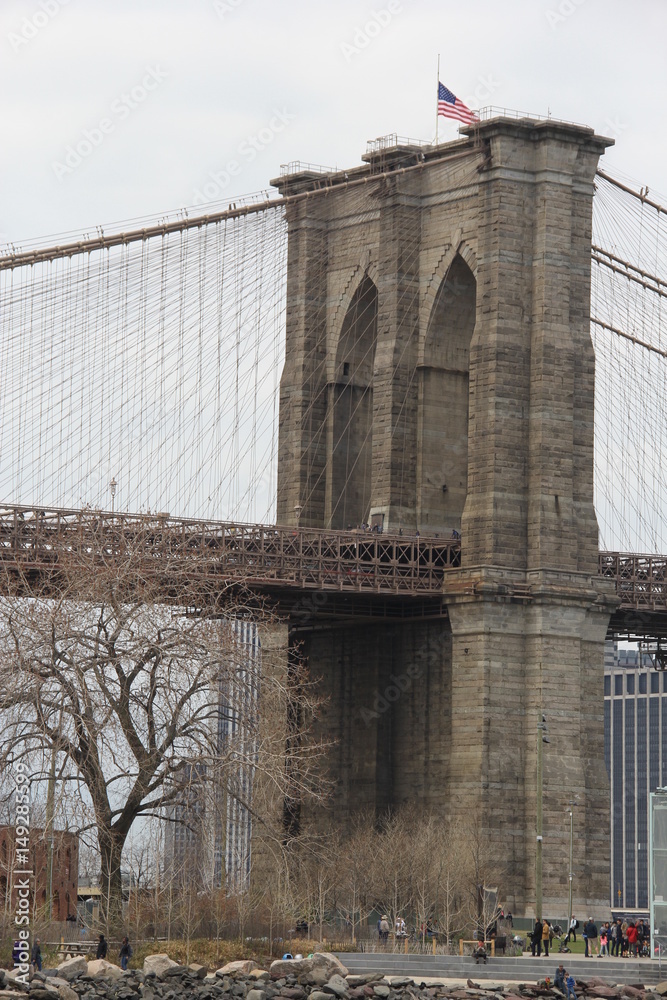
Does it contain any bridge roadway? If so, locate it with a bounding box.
[0,506,665,637]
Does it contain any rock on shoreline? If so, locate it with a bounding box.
[21,953,667,1000]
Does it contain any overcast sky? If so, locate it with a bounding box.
[2,0,666,246]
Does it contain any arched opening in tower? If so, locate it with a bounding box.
[418,254,476,534]
[329,276,378,529]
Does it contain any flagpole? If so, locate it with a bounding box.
[435,53,440,145]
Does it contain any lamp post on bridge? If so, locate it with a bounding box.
[294,504,302,527]
[109,477,117,516]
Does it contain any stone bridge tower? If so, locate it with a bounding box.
[272,118,617,917]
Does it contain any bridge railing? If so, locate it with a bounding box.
[3,507,667,610]
[0,506,461,596]
[599,552,667,609]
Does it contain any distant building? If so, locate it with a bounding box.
[163,620,260,891]
[604,641,667,910]
[215,619,260,891]
[163,762,211,886]
[0,825,78,920]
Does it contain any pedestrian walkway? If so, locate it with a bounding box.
[335,951,665,986]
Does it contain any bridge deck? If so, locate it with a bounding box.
[0,507,665,634]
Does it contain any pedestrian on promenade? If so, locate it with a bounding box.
[610,920,621,956]
[531,919,543,957]
[379,915,390,945]
[599,927,608,957]
[31,939,42,972]
[542,919,551,958]
[621,919,629,956]
[583,917,597,957]
[119,937,132,970]
[566,916,578,943]
[627,922,638,957]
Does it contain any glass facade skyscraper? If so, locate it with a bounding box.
[605,641,667,910]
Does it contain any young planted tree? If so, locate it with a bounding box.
[0,550,326,928]
[336,813,377,943]
[459,815,507,940]
[369,812,415,947]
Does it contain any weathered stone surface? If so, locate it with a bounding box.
[143,954,180,977]
[57,985,79,1000]
[271,955,347,983]
[247,989,267,1000]
[322,975,348,998]
[87,960,124,981]
[346,977,384,988]
[219,961,259,976]
[56,957,88,981]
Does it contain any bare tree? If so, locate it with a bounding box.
[458,815,506,940]
[369,812,414,944]
[336,812,377,943]
[0,555,326,926]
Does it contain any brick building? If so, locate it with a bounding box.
[0,825,78,920]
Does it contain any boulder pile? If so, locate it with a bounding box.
[17,954,667,1000]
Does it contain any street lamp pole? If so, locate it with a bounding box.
[567,803,575,935]
[536,715,549,921]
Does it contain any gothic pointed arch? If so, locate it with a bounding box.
[327,275,378,528]
[417,253,476,533]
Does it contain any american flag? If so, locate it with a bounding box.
[438,82,479,125]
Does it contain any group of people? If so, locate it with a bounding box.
[554,964,578,999]
[96,933,134,970]
[18,934,133,973]
[565,916,651,957]
[530,918,557,957]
